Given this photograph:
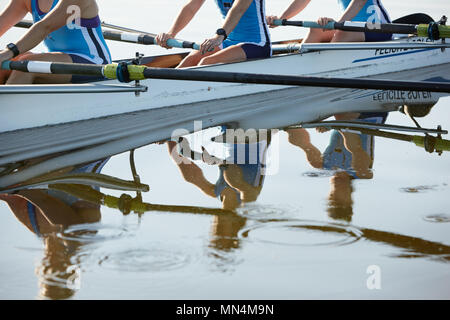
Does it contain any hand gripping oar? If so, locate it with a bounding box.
[272,18,450,40]
[3,60,450,93]
[14,20,200,50]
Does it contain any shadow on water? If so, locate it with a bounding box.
[1,106,450,299]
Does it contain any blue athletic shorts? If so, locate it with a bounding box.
[364,31,392,42]
[69,54,107,83]
[222,39,272,60]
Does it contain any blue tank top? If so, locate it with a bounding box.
[214,0,270,46]
[214,137,266,201]
[31,0,112,64]
[337,0,391,23]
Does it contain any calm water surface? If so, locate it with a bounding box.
[1,0,450,300]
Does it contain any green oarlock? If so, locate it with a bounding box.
[417,24,450,39]
[439,24,450,38]
[103,63,118,79]
[416,24,427,38]
[103,194,148,213]
[434,138,450,151]
[103,64,147,81]
[127,65,147,80]
[413,136,450,152]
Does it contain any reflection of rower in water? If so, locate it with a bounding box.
[167,131,269,266]
[287,112,387,221]
[0,158,108,299]
[167,130,269,211]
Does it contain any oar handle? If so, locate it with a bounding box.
[167,39,200,50]
[14,19,201,50]
[101,30,200,49]
[272,19,450,38]
[272,19,336,30]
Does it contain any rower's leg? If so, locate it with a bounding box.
[0,69,10,84]
[0,52,32,84]
[302,29,334,43]
[223,165,260,203]
[198,45,246,66]
[334,113,360,121]
[332,30,365,42]
[177,47,220,68]
[6,52,73,84]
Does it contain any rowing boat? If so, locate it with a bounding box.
[1,35,450,165]
[2,36,449,133]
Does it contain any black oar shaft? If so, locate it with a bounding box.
[280,20,418,34]
[143,68,450,93]
[6,60,103,76]
[4,61,450,93]
[101,30,156,45]
[334,22,417,34]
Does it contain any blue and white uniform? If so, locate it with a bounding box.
[31,0,112,82]
[212,126,267,203]
[215,0,271,59]
[322,112,388,178]
[338,0,392,42]
[26,158,109,236]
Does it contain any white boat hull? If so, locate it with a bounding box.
[1,37,450,167]
[2,37,450,133]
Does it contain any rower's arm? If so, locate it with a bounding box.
[167,0,206,37]
[338,131,373,179]
[0,0,29,37]
[337,0,367,23]
[167,141,216,198]
[220,0,254,36]
[277,0,312,20]
[6,0,91,58]
[287,128,323,169]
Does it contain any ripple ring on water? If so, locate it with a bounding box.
[238,219,363,247]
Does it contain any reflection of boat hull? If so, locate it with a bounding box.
[1,37,450,165]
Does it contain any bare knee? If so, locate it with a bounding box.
[6,70,35,84]
[305,27,331,42]
[198,55,218,66]
[15,53,34,61]
[177,52,202,68]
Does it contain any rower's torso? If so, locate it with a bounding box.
[337,0,391,23]
[27,0,99,18]
[214,0,270,45]
[29,0,111,64]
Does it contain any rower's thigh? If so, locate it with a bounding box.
[302,29,335,43]
[177,48,220,68]
[334,112,360,120]
[198,45,246,66]
[9,52,73,84]
[0,69,10,84]
[0,52,32,84]
[332,30,365,42]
